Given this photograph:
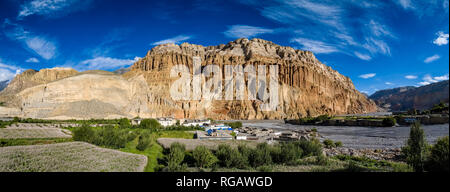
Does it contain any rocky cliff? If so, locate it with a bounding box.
[127,38,377,119]
[370,80,449,111]
[0,38,377,120]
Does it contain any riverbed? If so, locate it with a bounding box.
[241,120,449,149]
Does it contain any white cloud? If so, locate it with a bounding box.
[18,0,91,19]
[3,20,57,60]
[368,20,395,38]
[385,82,393,85]
[424,54,440,63]
[291,38,339,54]
[151,35,192,46]
[26,57,40,63]
[418,74,449,85]
[398,0,415,10]
[0,61,22,82]
[354,52,372,60]
[359,73,376,79]
[224,25,275,39]
[405,75,418,79]
[78,56,139,71]
[433,31,449,46]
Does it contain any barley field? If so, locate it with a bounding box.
[0,123,72,139]
[0,142,148,172]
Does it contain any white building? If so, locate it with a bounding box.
[236,135,247,140]
[183,119,211,127]
[157,118,177,127]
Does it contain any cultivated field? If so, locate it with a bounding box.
[0,142,147,172]
[0,123,72,139]
[157,138,262,151]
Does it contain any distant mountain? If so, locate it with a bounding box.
[114,67,130,75]
[369,80,449,111]
[0,80,9,92]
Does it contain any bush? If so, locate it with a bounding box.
[382,117,396,127]
[426,136,449,172]
[118,118,131,129]
[167,143,186,172]
[294,139,323,157]
[248,143,272,168]
[323,139,336,149]
[136,133,152,151]
[215,144,246,168]
[225,121,243,129]
[73,124,95,143]
[93,126,128,149]
[140,119,161,131]
[402,122,429,172]
[273,142,303,164]
[335,141,343,148]
[193,146,218,168]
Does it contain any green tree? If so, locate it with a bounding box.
[73,124,95,143]
[248,143,272,168]
[193,146,218,168]
[140,119,161,131]
[118,118,131,129]
[382,117,396,127]
[136,133,152,151]
[402,122,429,172]
[426,136,449,172]
[167,143,186,172]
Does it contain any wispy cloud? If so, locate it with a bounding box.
[0,60,23,82]
[77,56,140,71]
[291,38,339,54]
[18,0,92,19]
[151,35,192,46]
[26,57,40,63]
[359,73,376,79]
[224,25,275,39]
[418,74,449,85]
[424,54,440,63]
[385,82,393,85]
[238,0,395,60]
[405,75,418,79]
[354,52,372,61]
[433,31,449,46]
[3,19,57,60]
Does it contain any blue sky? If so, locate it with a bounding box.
[0,0,449,95]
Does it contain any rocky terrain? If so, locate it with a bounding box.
[370,80,449,111]
[0,38,377,120]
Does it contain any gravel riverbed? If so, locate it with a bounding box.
[242,120,449,149]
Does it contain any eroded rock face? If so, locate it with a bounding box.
[127,38,377,119]
[0,38,377,120]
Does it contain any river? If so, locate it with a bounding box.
[241,120,449,149]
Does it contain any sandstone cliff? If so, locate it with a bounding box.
[0,38,377,120]
[127,38,377,119]
[370,80,449,111]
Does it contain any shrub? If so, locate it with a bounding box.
[167,143,186,172]
[215,144,246,168]
[311,128,318,132]
[335,141,343,148]
[294,139,323,157]
[73,124,95,143]
[426,136,449,172]
[140,119,161,131]
[193,146,218,168]
[136,133,152,151]
[323,139,336,149]
[248,143,272,168]
[274,142,303,164]
[402,122,429,172]
[118,118,131,129]
[382,117,396,127]
[225,121,243,129]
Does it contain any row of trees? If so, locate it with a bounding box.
[161,139,324,172]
